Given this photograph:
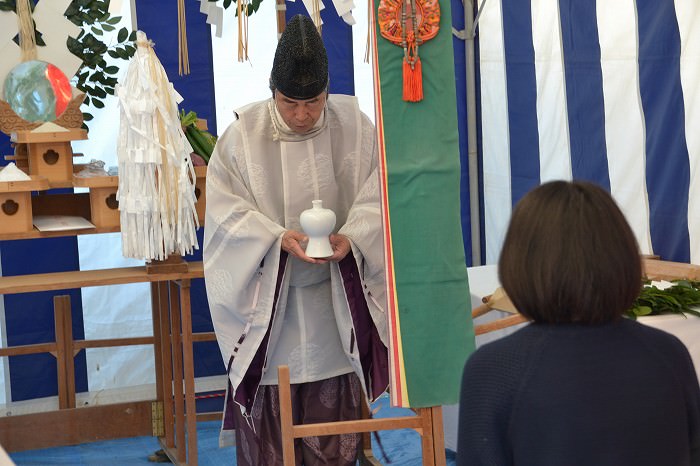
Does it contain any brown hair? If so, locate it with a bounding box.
[498,180,642,324]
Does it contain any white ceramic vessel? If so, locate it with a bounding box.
[299,200,336,258]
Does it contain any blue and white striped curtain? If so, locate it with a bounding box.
[477,0,700,265]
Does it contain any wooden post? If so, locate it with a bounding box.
[179,278,198,466]
[53,295,76,409]
[278,365,297,465]
[418,407,436,464]
[430,406,447,466]
[169,281,187,463]
[150,282,165,437]
[276,0,286,39]
[156,281,175,448]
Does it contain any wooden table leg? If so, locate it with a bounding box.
[151,283,164,420]
[169,281,187,464]
[178,278,198,466]
[155,282,175,448]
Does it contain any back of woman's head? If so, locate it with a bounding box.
[498,180,642,324]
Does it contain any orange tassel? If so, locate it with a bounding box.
[402,56,423,102]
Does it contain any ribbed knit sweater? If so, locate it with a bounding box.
[457,318,700,465]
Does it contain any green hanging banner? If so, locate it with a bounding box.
[372,0,475,407]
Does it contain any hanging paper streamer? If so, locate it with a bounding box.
[378,0,439,102]
[116,31,199,261]
[198,0,224,38]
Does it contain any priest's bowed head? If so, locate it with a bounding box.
[270,14,328,99]
[270,14,329,134]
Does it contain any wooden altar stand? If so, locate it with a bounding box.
[0,259,210,466]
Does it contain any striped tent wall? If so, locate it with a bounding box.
[478,0,700,265]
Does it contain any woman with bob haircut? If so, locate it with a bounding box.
[457,180,700,466]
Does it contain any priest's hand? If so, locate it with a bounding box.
[282,230,322,264]
[326,234,351,262]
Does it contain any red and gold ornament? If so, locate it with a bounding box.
[378,0,440,102]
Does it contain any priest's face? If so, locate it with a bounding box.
[274,91,327,134]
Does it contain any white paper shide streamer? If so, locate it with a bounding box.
[116,31,199,261]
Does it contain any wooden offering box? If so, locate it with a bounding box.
[0,177,49,234]
[73,175,120,229]
[11,129,87,185]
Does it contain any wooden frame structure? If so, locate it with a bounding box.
[642,257,700,281]
[277,365,446,466]
[0,135,209,464]
[0,259,213,466]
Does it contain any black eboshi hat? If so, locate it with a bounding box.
[270,14,329,100]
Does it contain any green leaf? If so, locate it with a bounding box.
[67,38,83,56]
[35,33,46,47]
[117,27,128,43]
[102,24,115,32]
[633,306,653,316]
[107,49,121,59]
[92,99,105,109]
[629,280,700,318]
[115,47,129,59]
[104,65,119,74]
[83,112,94,121]
[106,16,122,25]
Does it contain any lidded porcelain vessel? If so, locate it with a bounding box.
[299,200,336,258]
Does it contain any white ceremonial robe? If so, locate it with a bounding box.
[203,95,389,428]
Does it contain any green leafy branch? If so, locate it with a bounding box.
[65,0,136,126]
[627,280,700,319]
[209,0,263,17]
